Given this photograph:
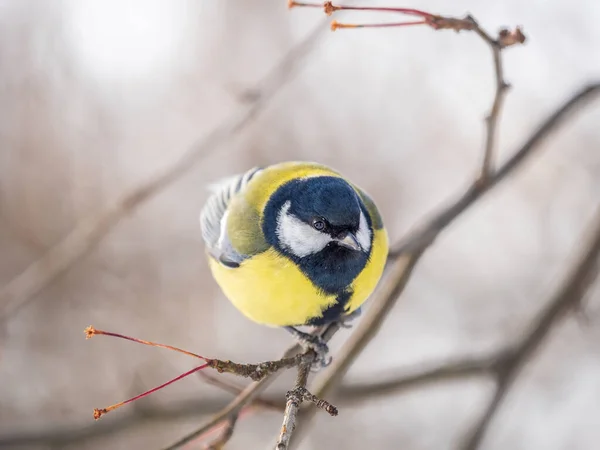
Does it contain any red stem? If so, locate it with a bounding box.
[94,363,210,419]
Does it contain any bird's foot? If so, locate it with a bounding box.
[284,326,332,370]
[338,307,362,329]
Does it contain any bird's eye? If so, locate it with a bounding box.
[312,219,326,231]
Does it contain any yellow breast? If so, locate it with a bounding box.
[208,228,388,326]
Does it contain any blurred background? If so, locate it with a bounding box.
[1,0,600,449]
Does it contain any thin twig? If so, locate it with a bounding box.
[276,359,313,450]
[460,207,600,450]
[469,15,509,183]
[336,354,501,402]
[0,397,235,448]
[196,371,282,410]
[204,414,239,450]
[161,364,284,450]
[0,13,331,325]
[274,350,338,450]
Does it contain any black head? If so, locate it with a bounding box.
[263,176,373,294]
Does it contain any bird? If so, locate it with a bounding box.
[199,161,388,363]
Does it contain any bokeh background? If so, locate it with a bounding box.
[1,0,600,449]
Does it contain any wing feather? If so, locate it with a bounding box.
[200,166,262,266]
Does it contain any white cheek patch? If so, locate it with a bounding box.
[276,201,332,258]
[356,210,372,252]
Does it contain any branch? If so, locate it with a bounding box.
[336,355,500,402]
[0,12,330,325]
[460,206,600,450]
[160,322,342,450]
[0,359,474,449]
[84,325,314,420]
[0,397,240,448]
[204,414,238,450]
[196,371,281,410]
[391,82,600,257]
[472,15,509,182]
[276,359,312,450]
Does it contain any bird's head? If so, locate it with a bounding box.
[263,176,372,261]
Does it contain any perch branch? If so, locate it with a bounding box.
[0,13,331,324]
[275,351,338,450]
[275,359,313,450]
[160,322,342,450]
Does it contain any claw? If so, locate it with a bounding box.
[284,326,331,370]
[339,307,362,329]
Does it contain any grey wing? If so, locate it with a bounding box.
[199,166,262,268]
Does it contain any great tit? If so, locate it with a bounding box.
[200,161,388,360]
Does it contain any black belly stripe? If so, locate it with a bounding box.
[306,290,353,326]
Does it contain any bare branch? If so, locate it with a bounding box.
[204,414,239,450]
[0,13,331,324]
[196,372,281,410]
[336,355,500,402]
[276,360,313,450]
[469,15,510,182]
[460,206,600,450]
[160,366,284,450]
[161,322,342,450]
[0,397,235,448]
[208,354,309,382]
[389,82,600,257]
